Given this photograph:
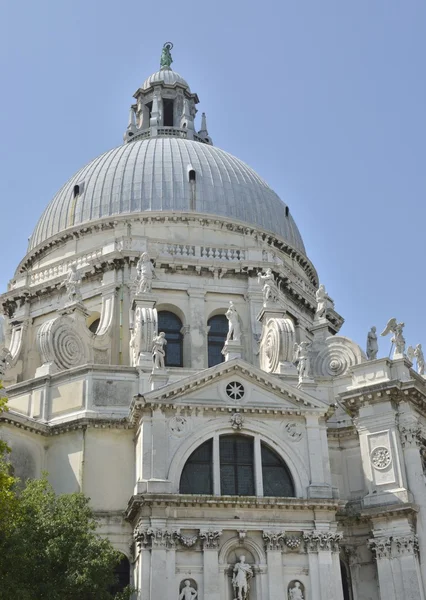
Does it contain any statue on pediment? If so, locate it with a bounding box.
[366,326,378,360]
[257,268,279,306]
[293,341,311,384]
[62,264,82,303]
[381,318,405,358]
[152,332,167,369]
[226,301,241,343]
[136,252,156,294]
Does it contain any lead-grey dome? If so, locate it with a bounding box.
[142,68,189,90]
[29,138,305,253]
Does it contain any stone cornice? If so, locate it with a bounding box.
[11,212,318,284]
[125,493,342,522]
[0,411,133,436]
[340,379,426,418]
[338,501,419,523]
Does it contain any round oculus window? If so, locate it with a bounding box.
[226,381,245,401]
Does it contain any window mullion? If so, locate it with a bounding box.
[213,433,221,495]
[254,435,264,497]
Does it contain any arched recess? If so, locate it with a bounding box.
[86,311,101,333]
[108,553,130,595]
[207,313,228,367]
[219,535,266,565]
[169,420,309,498]
[340,558,354,600]
[157,309,183,367]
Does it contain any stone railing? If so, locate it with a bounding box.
[30,250,103,286]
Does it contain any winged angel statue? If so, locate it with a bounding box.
[407,344,425,376]
[380,318,406,358]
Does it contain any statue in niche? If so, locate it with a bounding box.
[179,580,197,600]
[380,318,406,357]
[366,326,378,360]
[152,332,167,369]
[62,264,82,303]
[314,284,328,322]
[257,268,279,306]
[226,301,241,343]
[232,555,253,600]
[293,342,311,384]
[288,580,304,600]
[136,252,156,294]
[407,344,425,376]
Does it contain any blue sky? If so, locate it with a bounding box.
[0,0,425,355]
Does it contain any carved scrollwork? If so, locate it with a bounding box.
[285,536,302,551]
[370,446,391,470]
[37,315,89,371]
[176,533,199,548]
[259,317,295,373]
[303,532,342,553]
[311,336,364,378]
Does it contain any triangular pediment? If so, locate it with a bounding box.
[143,359,328,412]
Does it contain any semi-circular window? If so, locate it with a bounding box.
[179,434,295,497]
[157,311,183,367]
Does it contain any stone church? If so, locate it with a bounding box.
[1,43,425,600]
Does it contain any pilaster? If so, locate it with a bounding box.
[200,531,222,600]
[303,532,343,600]
[186,288,206,369]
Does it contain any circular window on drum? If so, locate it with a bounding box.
[226,381,245,401]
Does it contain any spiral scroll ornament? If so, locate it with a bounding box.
[37,316,88,371]
[259,317,295,373]
[311,336,364,378]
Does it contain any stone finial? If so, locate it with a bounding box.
[380,318,405,358]
[366,326,378,360]
[160,42,173,69]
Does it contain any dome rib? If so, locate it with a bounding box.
[28,138,306,254]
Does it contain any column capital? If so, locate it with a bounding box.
[262,531,285,551]
[303,531,342,553]
[399,423,422,449]
[200,530,222,549]
[133,525,177,550]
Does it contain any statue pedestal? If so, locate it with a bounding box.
[310,321,330,345]
[131,294,158,370]
[149,369,169,390]
[222,339,243,362]
[60,301,90,319]
[131,293,157,311]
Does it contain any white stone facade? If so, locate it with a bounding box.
[1,47,426,600]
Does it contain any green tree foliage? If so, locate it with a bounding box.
[0,384,133,600]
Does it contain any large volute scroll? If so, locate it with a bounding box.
[311,336,365,378]
[259,317,295,373]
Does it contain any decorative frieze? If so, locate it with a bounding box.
[199,530,222,549]
[370,446,392,470]
[285,536,302,551]
[303,532,342,553]
[175,533,198,548]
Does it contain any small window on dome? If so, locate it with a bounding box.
[188,170,196,182]
[285,206,289,217]
[73,185,80,198]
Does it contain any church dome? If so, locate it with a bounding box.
[142,68,189,91]
[29,137,305,254]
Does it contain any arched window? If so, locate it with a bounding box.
[340,560,353,600]
[157,311,183,367]
[207,314,228,367]
[179,435,295,497]
[180,439,213,495]
[108,554,130,595]
[89,318,100,334]
[261,443,294,496]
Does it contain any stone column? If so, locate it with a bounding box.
[399,410,426,589]
[369,535,425,600]
[187,288,207,369]
[305,414,332,498]
[135,526,176,600]
[303,532,344,600]
[200,531,222,600]
[263,532,284,598]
